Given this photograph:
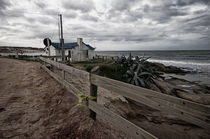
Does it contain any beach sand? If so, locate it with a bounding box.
[0,58,129,139]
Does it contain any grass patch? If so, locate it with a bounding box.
[69,59,128,82]
[7,55,40,62]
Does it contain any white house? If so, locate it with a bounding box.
[46,38,95,62]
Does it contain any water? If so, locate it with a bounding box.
[96,50,210,85]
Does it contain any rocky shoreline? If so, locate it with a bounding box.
[146,62,210,105]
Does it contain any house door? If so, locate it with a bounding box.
[68,50,71,58]
[86,50,88,58]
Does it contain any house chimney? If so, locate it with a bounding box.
[77,38,83,50]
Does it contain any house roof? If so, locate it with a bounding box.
[82,42,95,50]
[51,42,78,49]
[51,42,95,50]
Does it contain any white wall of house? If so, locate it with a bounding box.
[70,38,95,62]
[47,38,95,62]
[48,45,57,56]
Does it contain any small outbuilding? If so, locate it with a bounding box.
[46,38,95,62]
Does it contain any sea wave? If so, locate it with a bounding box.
[148,59,210,66]
[148,59,210,73]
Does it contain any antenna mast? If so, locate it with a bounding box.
[59,14,64,61]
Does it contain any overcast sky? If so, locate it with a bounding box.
[0,0,210,50]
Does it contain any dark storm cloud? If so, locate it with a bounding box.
[107,0,190,23]
[178,8,210,41]
[106,0,210,47]
[143,5,188,23]
[0,0,11,13]
[172,0,210,7]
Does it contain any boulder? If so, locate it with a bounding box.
[150,62,187,74]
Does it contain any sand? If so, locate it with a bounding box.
[0,58,129,139]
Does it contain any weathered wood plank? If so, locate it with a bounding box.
[90,74,210,129]
[40,57,89,79]
[40,57,61,69]
[88,101,158,139]
[59,63,89,78]
[41,65,79,98]
[89,83,98,120]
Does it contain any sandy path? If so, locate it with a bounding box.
[0,58,128,139]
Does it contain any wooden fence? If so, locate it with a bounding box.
[94,55,119,61]
[40,57,210,139]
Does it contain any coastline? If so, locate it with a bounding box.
[96,50,210,86]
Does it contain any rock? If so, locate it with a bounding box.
[176,90,210,105]
[153,79,174,95]
[151,62,166,71]
[165,66,186,74]
[150,62,187,74]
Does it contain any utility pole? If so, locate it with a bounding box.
[59,14,64,61]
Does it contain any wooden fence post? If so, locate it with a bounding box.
[89,74,98,120]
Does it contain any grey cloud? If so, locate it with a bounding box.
[62,0,95,13]
[110,0,138,11]
[0,26,24,33]
[107,0,140,22]
[172,0,210,7]
[1,0,210,50]
[34,1,47,9]
[107,0,190,24]
[143,5,188,23]
[0,0,11,14]
[43,8,59,16]
[26,31,57,40]
[65,12,77,19]
[80,14,98,22]
[36,16,57,25]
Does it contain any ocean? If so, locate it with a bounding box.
[96,50,210,85]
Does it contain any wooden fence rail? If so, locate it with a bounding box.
[40,57,210,139]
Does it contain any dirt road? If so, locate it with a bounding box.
[0,58,128,139]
